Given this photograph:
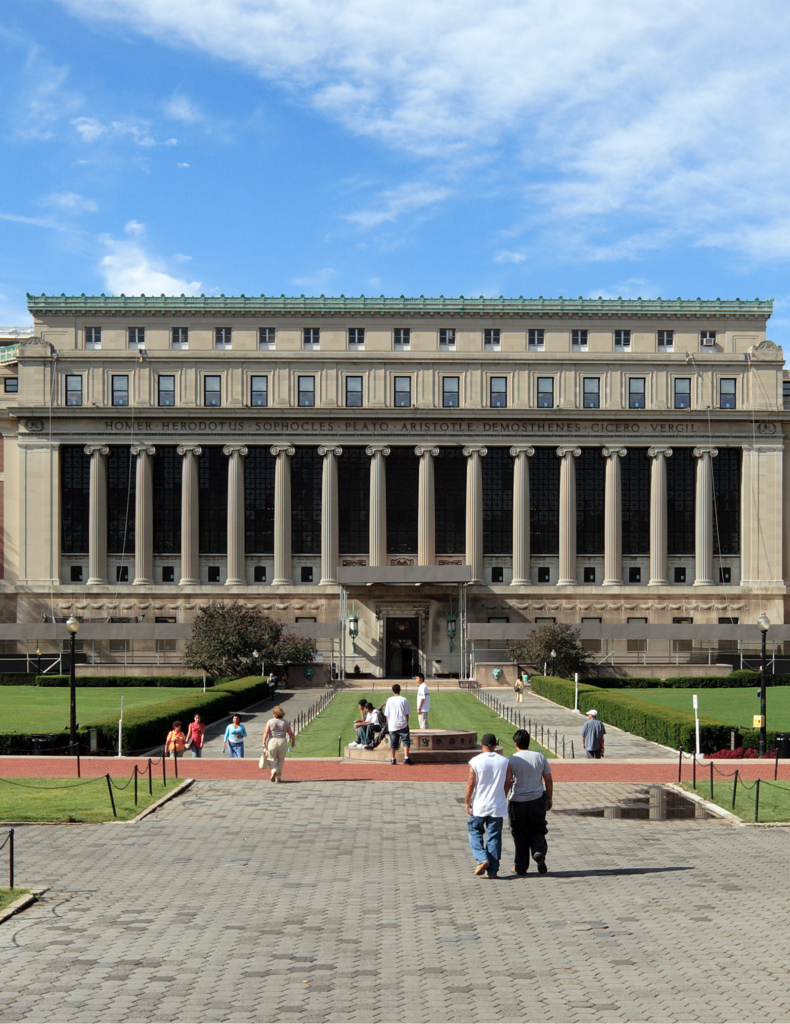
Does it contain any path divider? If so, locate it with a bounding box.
[291,687,339,738]
[468,683,569,758]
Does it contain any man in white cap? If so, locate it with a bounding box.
[581,709,606,759]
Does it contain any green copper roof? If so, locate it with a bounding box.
[26,293,773,318]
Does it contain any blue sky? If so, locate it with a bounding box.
[2,0,790,343]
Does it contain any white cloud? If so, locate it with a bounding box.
[347,182,451,227]
[100,224,201,295]
[71,115,157,146]
[164,95,204,123]
[71,116,106,142]
[0,211,68,232]
[494,251,525,265]
[40,192,98,214]
[124,219,145,236]
[177,162,190,168]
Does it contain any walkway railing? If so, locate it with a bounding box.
[467,683,573,758]
[291,687,339,737]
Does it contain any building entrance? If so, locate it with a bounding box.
[385,617,420,677]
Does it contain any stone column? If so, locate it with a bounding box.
[509,445,534,585]
[223,445,248,585]
[131,444,156,585]
[556,446,581,586]
[271,445,295,585]
[177,445,202,586]
[84,444,109,586]
[415,446,439,566]
[463,445,487,584]
[366,445,390,567]
[602,447,627,586]
[319,445,343,584]
[648,447,673,586]
[693,446,718,586]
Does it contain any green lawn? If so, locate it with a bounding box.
[293,690,554,758]
[0,687,204,734]
[609,686,790,730]
[0,888,30,913]
[681,779,790,823]
[0,776,184,823]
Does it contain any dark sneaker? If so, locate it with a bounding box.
[404,757,414,765]
[534,853,548,875]
[390,758,397,765]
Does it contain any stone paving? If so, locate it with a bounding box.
[3,778,790,1023]
[483,687,675,759]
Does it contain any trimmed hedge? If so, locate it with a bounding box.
[582,674,770,689]
[31,675,210,688]
[0,675,271,756]
[0,672,40,686]
[531,675,732,753]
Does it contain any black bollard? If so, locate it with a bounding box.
[134,765,138,806]
[710,762,714,801]
[677,748,683,783]
[106,774,117,818]
[148,758,153,796]
[755,778,760,823]
[732,769,739,809]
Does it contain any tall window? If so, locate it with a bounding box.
[108,446,135,554]
[158,375,175,407]
[442,377,459,408]
[84,327,101,349]
[628,378,645,409]
[61,446,90,553]
[345,376,363,408]
[667,448,695,554]
[172,327,189,349]
[215,327,232,349]
[298,376,315,407]
[394,376,411,407]
[435,449,466,555]
[528,329,544,348]
[720,378,736,409]
[537,377,554,408]
[657,330,674,349]
[583,378,600,409]
[674,378,691,410]
[394,328,410,349]
[65,375,83,406]
[153,447,181,555]
[303,328,320,350]
[484,328,500,348]
[483,448,512,555]
[490,377,507,408]
[615,329,631,349]
[713,448,741,555]
[245,448,276,554]
[258,327,275,349]
[338,448,370,554]
[128,327,145,349]
[112,375,129,407]
[621,448,650,555]
[439,328,456,348]
[530,448,559,554]
[291,448,322,554]
[572,329,588,349]
[250,376,268,407]
[386,448,418,553]
[199,447,227,554]
[204,376,221,407]
[348,328,365,350]
[576,448,605,555]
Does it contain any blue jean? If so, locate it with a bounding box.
[227,742,244,758]
[467,815,503,875]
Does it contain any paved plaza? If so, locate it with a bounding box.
[3,778,790,1023]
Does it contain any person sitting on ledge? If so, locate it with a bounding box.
[349,700,372,748]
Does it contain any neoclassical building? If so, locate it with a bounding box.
[1,294,788,675]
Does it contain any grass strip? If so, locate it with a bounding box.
[0,888,30,913]
[0,776,184,824]
[292,690,554,758]
[681,779,790,823]
[612,686,790,732]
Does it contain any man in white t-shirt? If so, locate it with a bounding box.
[464,734,512,879]
[384,684,413,765]
[508,728,552,876]
[415,672,430,729]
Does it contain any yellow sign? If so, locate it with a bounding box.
[753,715,765,728]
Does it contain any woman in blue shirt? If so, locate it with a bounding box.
[222,715,247,757]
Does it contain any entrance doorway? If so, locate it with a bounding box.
[385,617,419,677]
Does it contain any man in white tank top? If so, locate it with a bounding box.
[464,733,512,879]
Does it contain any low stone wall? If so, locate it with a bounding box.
[584,663,732,680]
[475,662,520,686]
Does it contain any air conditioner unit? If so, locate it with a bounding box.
[701,337,716,347]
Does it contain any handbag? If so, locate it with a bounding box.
[259,753,266,769]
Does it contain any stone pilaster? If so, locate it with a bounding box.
[415,446,439,566]
[319,445,343,584]
[509,445,534,585]
[693,446,718,586]
[131,444,156,586]
[602,447,627,586]
[84,444,109,586]
[648,447,673,585]
[271,445,295,585]
[223,445,248,585]
[366,445,390,567]
[556,446,581,586]
[463,445,487,584]
[177,445,202,586]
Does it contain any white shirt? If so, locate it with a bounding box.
[417,682,430,713]
[384,695,411,732]
[468,751,509,818]
[364,711,376,723]
[508,750,551,802]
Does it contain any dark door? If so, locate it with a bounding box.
[386,617,419,677]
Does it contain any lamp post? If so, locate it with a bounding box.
[348,607,359,655]
[758,612,770,757]
[66,616,80,756]
[446,612,457,654]
[252,649,261,676]
[35,647,41,675]
[550,649,557,677]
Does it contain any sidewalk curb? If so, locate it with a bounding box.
[0,886,49,926]
[665,782,746,826]
[124,778,194,823]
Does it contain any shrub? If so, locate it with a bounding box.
[530,675,732,753]
[0,673,40,686]
[32,675,210,688]
[704,747,778,759]
[583,674,767,689]
[507,623,589,679]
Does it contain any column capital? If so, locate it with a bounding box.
[318,445,343,457]
[693,446,718,459]
[648,446,673,459]
[556,446,581,459]
[365,444,390,457]
[131,444,156,457]
[223,444,248,457]
[177,444,203,457]
[84,444,109,457]
[602,447,627,459]
[509,445,535,458]
[462,445,487,457]
[415,446,439,457]
[271,445,295,457]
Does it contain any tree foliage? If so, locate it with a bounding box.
[506,622,589,679]
[183,603,315,678]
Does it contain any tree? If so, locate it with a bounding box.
[506,623,589,679]
[183,603,315,678]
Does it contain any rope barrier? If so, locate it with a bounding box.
[0,831,12,852]
[0,776,104,790]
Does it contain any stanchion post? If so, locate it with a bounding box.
[571,741,575,759]
[732,769,739,810]
[775,750,779,782]
[678,748,682,783]
[174,752,179,779]
[338,735,342,757]
[755,777,760,823]
[105,774,117,818]
[77,750,81,779]
[163,754,167,788]
[710,761,714,801]
[134,765,138,806]
[692,754,696,791]
[9,828,14,889]
[148,758,152,796]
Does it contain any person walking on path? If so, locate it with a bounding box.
[262,706,295,782]
[581,709,606,759]
[508,728,552,875]
[185,714,205,758]
[416,672,430,729]
[465,733,512,879]
[164,721,186,759]
[222,715,248,758]
[514,678,523,703]
[384,683,413,765]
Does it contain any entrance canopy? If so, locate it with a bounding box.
[336,565,472,586]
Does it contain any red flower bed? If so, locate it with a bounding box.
[704,747,777,759]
